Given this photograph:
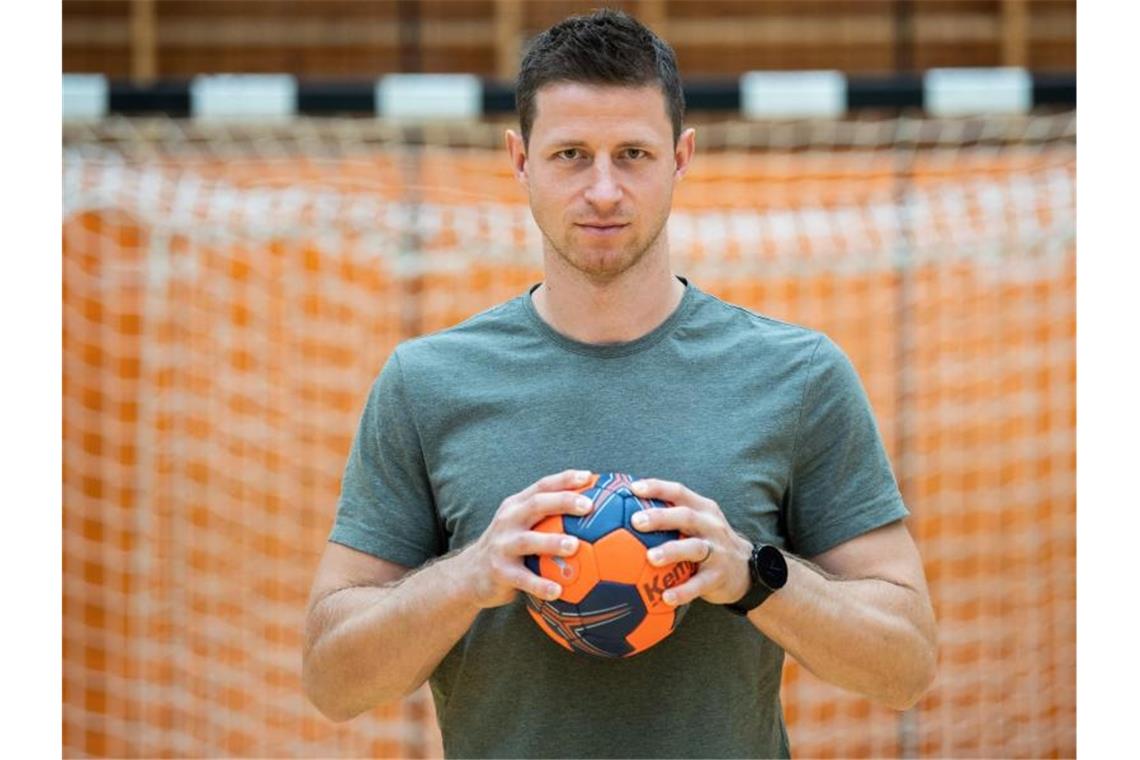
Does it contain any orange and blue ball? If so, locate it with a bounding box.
[523,472,696,658]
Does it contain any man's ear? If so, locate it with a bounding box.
[505,129,528,187]
[673,127,696,181]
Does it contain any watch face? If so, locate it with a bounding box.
[755,544,788,589]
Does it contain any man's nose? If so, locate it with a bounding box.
[583,158,622,209]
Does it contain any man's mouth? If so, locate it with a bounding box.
[576,223,629,235]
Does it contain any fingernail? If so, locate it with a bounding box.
[548,584,561,600]
[648,549,663,564]
[561,537,577,553]
[575,470,591,482]
[631,481,647,494]
[632,512,648,529]
[663,591,676,605]
[576,496,592,512]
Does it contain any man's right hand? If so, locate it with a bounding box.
[462,469,596,609]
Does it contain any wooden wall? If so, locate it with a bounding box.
[63,1,1076,83]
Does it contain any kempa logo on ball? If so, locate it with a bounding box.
[642,561,698,605]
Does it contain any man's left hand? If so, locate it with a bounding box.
[630,478,753,607]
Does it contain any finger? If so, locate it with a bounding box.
[631,505,708,535]
[646,537,711,567]
[630,478,714,511]
[660,572,715,607]
[503,565,563,601]
[506,490,593,526]
[516,469,595,501]
[529,490,595,517]
[497,530,580,558]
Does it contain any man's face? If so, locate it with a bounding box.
[507,83,695,284]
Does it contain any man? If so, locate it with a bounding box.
[303,9,937,758]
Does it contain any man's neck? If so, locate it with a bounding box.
[531,262,686,345]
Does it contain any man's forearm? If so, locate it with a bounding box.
[303,549,479,722]
[748,556,938,710]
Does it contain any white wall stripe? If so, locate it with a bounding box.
[924,67,1032,116]
[377,74,482,120]
[62,74,108,121]
[190,74,298,121]
[63,69,1069,120]
[741,70,847,119]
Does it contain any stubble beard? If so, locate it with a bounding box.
[544,214,670,287]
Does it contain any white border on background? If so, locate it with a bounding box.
[2,0,61,755]
[1077,1,1137,756]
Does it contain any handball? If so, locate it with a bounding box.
[523,472,696,658]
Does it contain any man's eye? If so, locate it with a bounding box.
[624,148,646,159]
[557,149,583,160]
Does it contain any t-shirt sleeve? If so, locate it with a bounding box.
[328,349,445,568]
[784,334,909,558]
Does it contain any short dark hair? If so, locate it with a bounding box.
[515,8,685,146]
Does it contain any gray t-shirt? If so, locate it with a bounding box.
[330,277,908,759]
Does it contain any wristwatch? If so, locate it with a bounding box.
[723,542,788,616]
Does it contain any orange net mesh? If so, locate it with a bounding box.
[63,115,1075,758]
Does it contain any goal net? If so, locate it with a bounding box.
[63,112,1075,758]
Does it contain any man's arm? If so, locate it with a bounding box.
[745,520,937,710]
[302,542,480,722]
[628,479,937,711]
[303,469,596,722]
